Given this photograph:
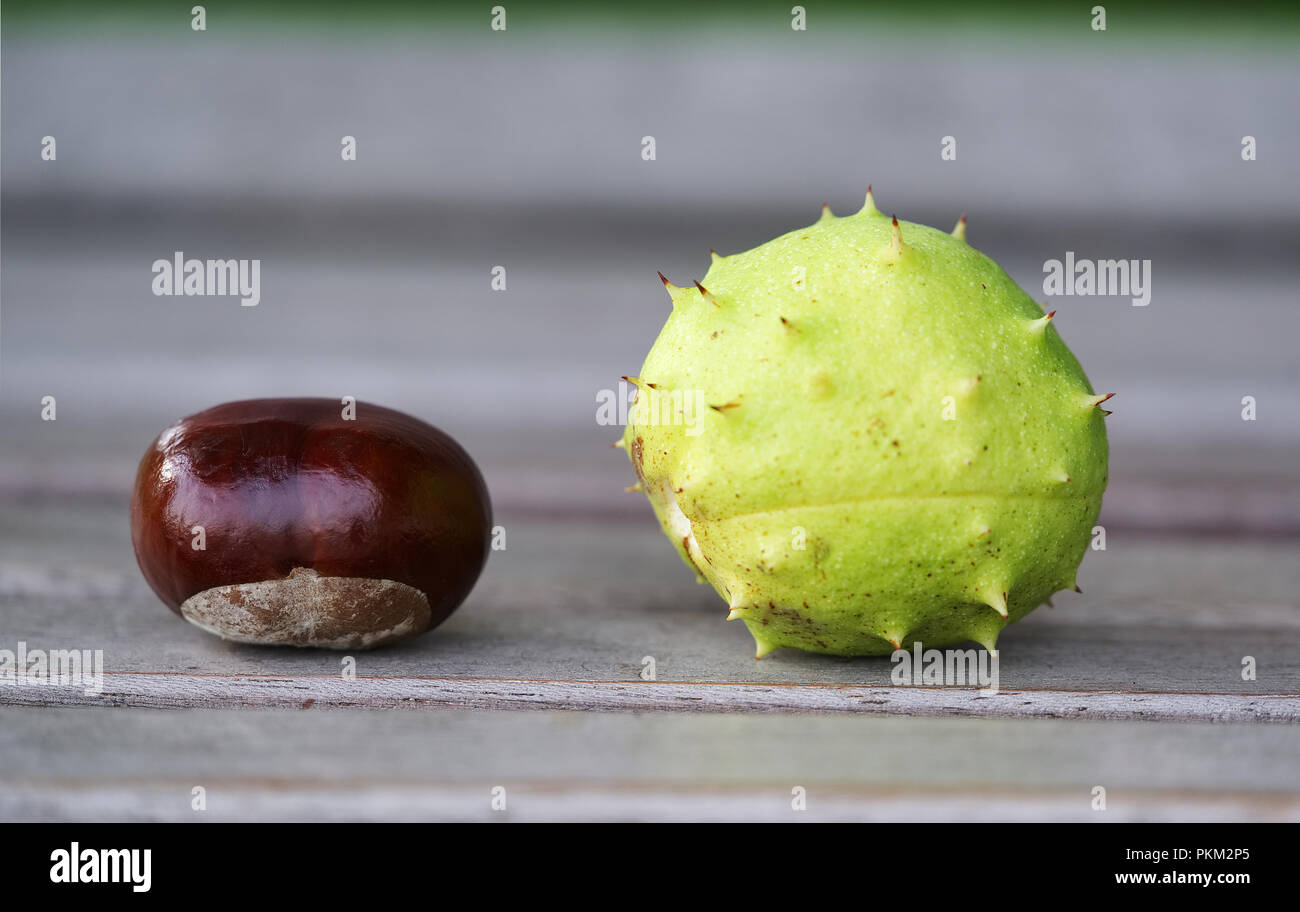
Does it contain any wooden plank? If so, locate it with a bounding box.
[4,29,1298,226]
[1,17,1297,825]
[14,784,1295,824]
[5,674,1297,723]
[3,706,1298,822]
[2,500,1297,717]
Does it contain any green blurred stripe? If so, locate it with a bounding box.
[4,0,1299,35]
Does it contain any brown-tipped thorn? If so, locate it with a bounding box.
[886,214,907,253]
[621,375,659,390]
[952,213,968,241]
[694,280,720,307]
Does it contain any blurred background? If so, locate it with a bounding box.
[3,0,1298,533]
[3,1,1300,824]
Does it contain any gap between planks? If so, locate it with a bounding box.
[3,674,1296,723]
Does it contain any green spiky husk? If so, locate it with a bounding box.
[623,199,1108,657]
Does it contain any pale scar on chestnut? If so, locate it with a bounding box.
[180,569,432,650]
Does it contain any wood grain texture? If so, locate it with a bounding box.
[3,706,1299,822]
[2,500,1297,719]
[5,674,1297,723]
[2,25,1297,823]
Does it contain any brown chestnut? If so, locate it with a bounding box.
[129,398,491,649]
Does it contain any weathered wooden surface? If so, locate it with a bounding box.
[4,707,1299,822]
[2,500,1297,721]
[2,20,1298,823]
[3,30,1300,538]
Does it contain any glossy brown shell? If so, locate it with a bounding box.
[129,398,491,634]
